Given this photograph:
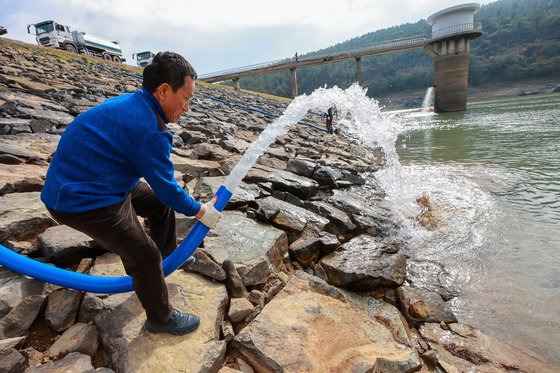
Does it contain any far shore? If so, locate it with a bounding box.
[375,77,560,111]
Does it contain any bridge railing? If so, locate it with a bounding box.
[431,22,482,40]
[199,22,482,81]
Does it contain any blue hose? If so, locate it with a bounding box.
[0,186,232,294]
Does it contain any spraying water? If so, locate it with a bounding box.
[421,86,434,113]
[224,83,421,231]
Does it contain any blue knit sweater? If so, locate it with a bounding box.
[41,89,201,216]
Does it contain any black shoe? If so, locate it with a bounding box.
[144,309,200,336]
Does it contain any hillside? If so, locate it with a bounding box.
[239,0,560,103]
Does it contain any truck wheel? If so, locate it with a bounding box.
[112,55,121,63]
[64,43,77,53]
[102,53,112,61]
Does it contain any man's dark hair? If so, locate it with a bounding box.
[142,52,197,93]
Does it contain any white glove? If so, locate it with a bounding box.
[196,196,222,229]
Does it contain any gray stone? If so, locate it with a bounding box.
[396,286,457,324]
[312,165,338,188]
[255,197,330,235]
[39,225,103,265]
[183,250,227,281]
[46,322,98,359]
[373,351,422,373]
[0,348,28,373]
[17,107,74,126]
[221,320,235,341]
[0,267,45,318]
[45,289,82,332]
[223,259,248,298]
[0,295,46,338]
[244,164,319,199]
[0,336,26,350]
[248,290,265,307]
[320,235,406,291]
[286,157,316,178]
[288,237,321,268]
[0,192,52,241]
[228,298,254,323]
[204,211,288,286]
[305,200,357,236]
[24,352,94,373]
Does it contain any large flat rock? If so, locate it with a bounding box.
[233,271,414,372]
[0,192,53,241]
[203,211,288,286]
[320,234,406,291]
[86,253,228,373]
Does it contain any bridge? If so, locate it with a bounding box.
[199,3,483,112]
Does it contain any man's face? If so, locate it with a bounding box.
[155,76,195,123]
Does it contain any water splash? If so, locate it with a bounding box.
[224,83,421,231]
[421,86,434,113]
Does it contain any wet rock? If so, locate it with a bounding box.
[45,322,98,359]
[38,224,103,265]
[419,323,557,372]
[406,260,461,301]
[204,211,288,286]
[255,197,330,235]
[0,267,45,318]
[228,298,254,323]
[88,253,228,372]
[45,289,82,332]
[244,164,319,199]
[0,295,46,338]
[25,352,94,373]
[0,192,52,241]
[320,235,406,291]
[232,271,414,372]
[396,286,457,324]
[183,249,227,281]
[0,348,27,373]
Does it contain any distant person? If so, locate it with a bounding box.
[295,52,298,61]
[325,106,334,134]
[41,52,222,336]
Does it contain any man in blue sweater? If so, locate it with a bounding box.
[41,52,221,336]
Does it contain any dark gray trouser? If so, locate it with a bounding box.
[47,182,176,325]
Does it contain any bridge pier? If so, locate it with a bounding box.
[355,57,362,86]
[290,67,298,98]
[232,78,240,91]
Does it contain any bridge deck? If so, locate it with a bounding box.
[199,23,481,83]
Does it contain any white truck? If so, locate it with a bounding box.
[132,51,155,67]
[27,20,124,62]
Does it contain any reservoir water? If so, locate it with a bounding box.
[392,93,560,364]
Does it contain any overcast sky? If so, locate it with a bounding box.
[0,0,495,74]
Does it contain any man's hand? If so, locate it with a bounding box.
[195,196,222,229]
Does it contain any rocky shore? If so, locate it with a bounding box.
[0,38,556,372]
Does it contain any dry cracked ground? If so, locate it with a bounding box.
[0,37,557,373]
